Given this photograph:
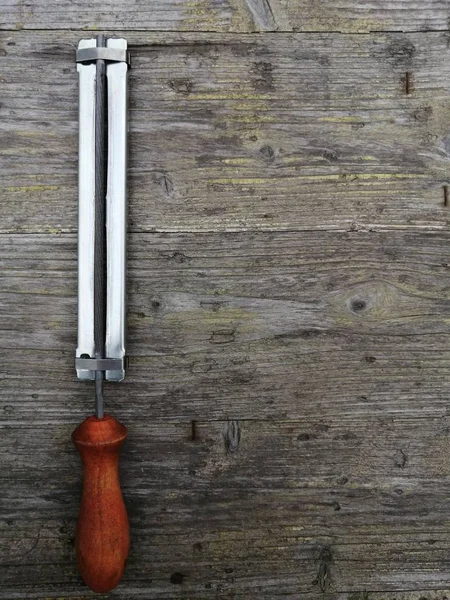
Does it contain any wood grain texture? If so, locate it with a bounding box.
[2,230,450,422]
[2,18,450,599]
[1,0,449,32]
[4,416,450,597]
[2,31,450,234]
[2,229,450,598]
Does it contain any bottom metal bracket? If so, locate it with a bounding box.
[75,357,128,371]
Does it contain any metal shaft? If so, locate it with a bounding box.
[94,34,107,419]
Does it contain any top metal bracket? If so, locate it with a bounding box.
[76,46,131,65]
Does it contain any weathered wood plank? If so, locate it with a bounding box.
[2,31,450,233]
[0,592,449,600]
[2,19,450,600]
[3,416,450,495]
[3,524,450,596]
[1,592,450,600]
[2,230,450,422]
[1,0,449,32]
[3,417,450,597]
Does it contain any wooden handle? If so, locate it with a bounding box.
[72,415,129,593]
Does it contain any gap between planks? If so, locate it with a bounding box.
[1,28,450,34]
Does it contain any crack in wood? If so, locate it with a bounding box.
[244,0,278,30]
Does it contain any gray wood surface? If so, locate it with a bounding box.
[1,0,450,32]
[3,230,450,422]
[3,31,450,235]
[2,13,450,600]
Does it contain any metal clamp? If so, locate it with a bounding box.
[76,47,130,65]
[75,357,128,371]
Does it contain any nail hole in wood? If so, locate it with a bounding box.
[405,71,412,95]
[170,572,184,584]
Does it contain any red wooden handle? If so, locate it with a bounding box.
[72,415,130,593]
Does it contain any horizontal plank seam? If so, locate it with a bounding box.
[0,593,427,597]
[0,415,444,426]
[3,559,450,568]
[0,28,449,35]
[0,528,449,539]
[2,225,450,236]
[0,413,448,425]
